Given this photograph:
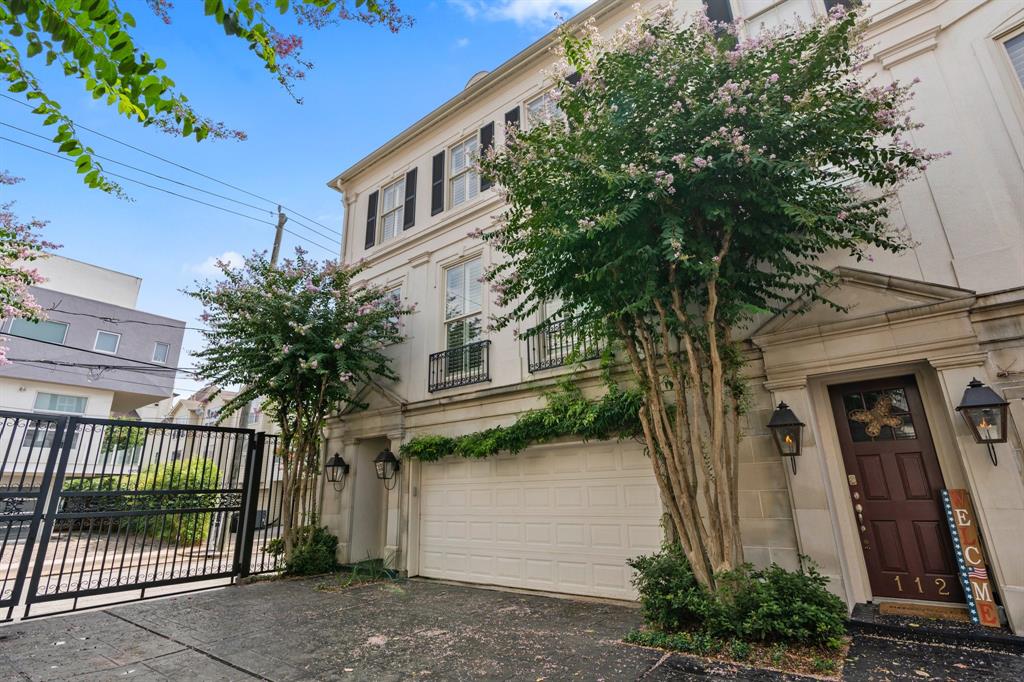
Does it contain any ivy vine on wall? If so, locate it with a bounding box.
[399,381,644,462]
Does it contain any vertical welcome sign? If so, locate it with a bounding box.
[942,489,1000,627]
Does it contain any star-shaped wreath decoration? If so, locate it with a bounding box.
[849,395,904,438]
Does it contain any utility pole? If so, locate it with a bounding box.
[269,205,287,267]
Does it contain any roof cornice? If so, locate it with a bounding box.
[326,0,622,191]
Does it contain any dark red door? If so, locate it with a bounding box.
[828,376,964,603]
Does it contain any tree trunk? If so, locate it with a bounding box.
[616,279,744,592]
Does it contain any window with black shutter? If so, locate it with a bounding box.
[703,0,733,25]
[431,151,445,216]
[364,190,379,250]
[479,122,494,192]
[403,167,417,230]
[504,106,521,131]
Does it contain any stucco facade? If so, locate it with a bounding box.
[321,0,1024,633]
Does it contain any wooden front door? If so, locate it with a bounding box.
[829,376,964,603]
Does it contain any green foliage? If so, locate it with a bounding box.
[400,381,643,461]
[624,628,722,657]
[0,1,409,193]
[101,418,147,455]
[284,520,339,576]
[132,458,222,546]
[629,544,847,648]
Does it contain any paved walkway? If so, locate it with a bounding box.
[1,578,1022,680]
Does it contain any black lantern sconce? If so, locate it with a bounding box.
[325,453,350,492]
[374,448,401,490]
[955,378,1009,466]
[767,402,804,474]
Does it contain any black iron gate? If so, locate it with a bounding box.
[0,412,298,622]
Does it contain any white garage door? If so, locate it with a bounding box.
[416,441,663,600]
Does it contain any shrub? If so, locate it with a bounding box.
[628,542,712,632]
[285,520,339,575]
[629,544,847,648]
[131,458,222,545]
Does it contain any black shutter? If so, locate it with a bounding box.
[566,71,581,86]
[430,151,445,216]
[403,167,417,230]
[479,122,494,192]
[704,0,733,25]
[364,190,378,250]
[504,106,520,131]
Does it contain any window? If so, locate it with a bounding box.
[34,392,88,414]
[444,257,483,353]
[1007,32,1024,88]
[153,342,170,363]
[94,330,121,354]
[449,135,479,208]
[8,318,69,344]
[703,0,733,25]
[525,92,562,127]
[384,285,403,333]
[23,393,87,448]
[379,177,406,243]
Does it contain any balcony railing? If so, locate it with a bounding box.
[526,318,600,372]
[428,340,491,392]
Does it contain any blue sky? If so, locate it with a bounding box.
[0,0,595,394]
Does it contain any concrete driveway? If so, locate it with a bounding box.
[2,577,1022,681]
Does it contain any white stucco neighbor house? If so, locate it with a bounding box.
[320,0,1024,634]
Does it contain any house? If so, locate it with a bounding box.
[321,0,1024,635]
[0,255,186,486]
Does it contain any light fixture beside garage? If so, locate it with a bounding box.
[767,402,804,474]
[374,448,401,490]
[325,453,350,492]
[955,378,1009,466]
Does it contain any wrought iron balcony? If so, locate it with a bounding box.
[428,340,491,392]
[526,318,600,373]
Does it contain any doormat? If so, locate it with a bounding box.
[879,601,971,622]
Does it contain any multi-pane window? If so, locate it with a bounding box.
[444,257,482,352]
[385,285,403,333]
[379,177,406,243]
[153,341,170,363]
[94,330,121,353]
[8,318,69,344]
[526,92,561,127]
[1007,32,1024,89]
[449,136,479,208]
[23,393,87,448]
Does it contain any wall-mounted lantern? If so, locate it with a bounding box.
[325,453,350,492]
[374,448,401,490]
[767,402,804,474]
[955,378,1008,466]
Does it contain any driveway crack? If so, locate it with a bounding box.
[103,610,271,681]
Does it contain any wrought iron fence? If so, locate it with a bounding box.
[526,317,601,372]
[240,433,317,576]
[428,340,491,392]
[0,411,65,622]
[22,418,255,617]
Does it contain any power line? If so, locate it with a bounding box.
[5,360,203,393]
[45,301,207,331]
[0,134,338,256]
[3,331,197,373]
[0,120,341,247]
[0,92,341,236]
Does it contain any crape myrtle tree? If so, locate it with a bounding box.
[479,5,943,590]
[0,0,410,194]
[0,170,58,365]
[187,249,411,556]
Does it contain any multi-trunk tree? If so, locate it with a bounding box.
[187,249,410,556]
[479,6,942,591]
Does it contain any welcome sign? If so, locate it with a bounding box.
[941,489,1000,628]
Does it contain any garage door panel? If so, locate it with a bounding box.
[417,444,662,600]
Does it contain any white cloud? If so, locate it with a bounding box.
[454,36,471,48]
[187,251,244,278]
[449,0,596,26]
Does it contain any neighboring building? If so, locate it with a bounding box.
[0,255,186,486]
[162,385,277,433]
[322,0,1024,635]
